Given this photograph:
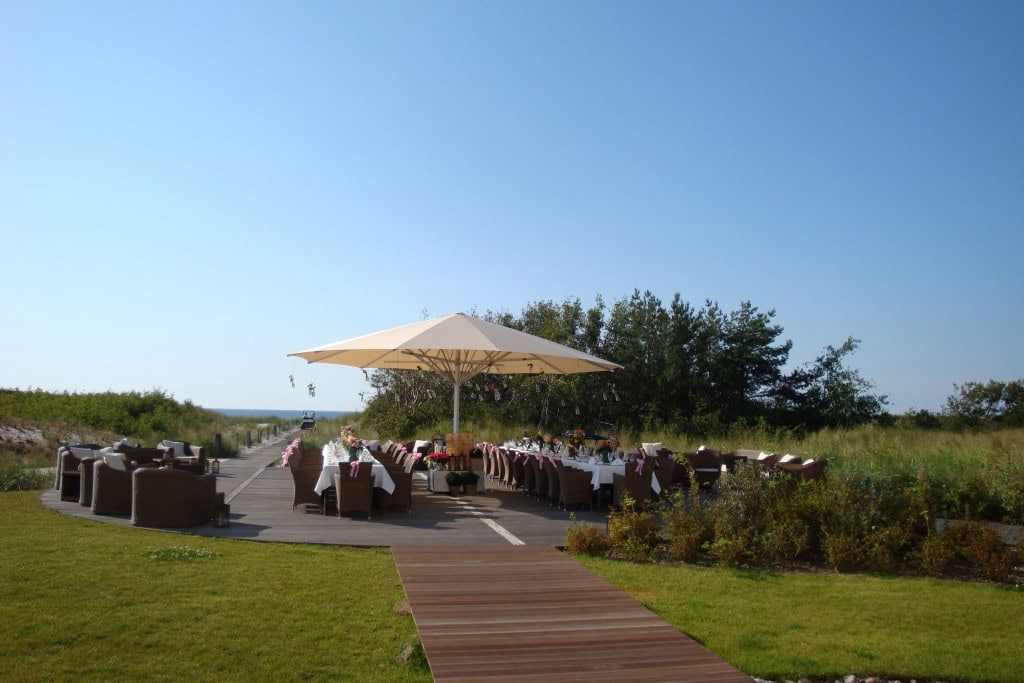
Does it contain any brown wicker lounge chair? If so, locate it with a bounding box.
[333,464,374,519]
[131,468,220,527]
[775,458,828,482]
[59,447,98,501]
[78,455,100,507]
[91,459,134,516]
[683,449,722,488]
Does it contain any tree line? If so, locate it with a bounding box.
[361,290,890,437]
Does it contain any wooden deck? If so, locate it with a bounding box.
[393,545,753,683]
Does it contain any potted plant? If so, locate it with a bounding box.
[462,470,479,495]
[445,471,463,496]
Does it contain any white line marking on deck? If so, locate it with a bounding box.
[455,499,524,545]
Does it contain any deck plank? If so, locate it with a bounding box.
[393,545,752,683]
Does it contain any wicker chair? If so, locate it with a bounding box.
[555,461,593,511]
[543,458,560,506]
[333,464,374,519]
[54,444,102,492]
[683,450,722,488]
[530,455,549,502]
[520,454,535,494]
[288,457,323,512]
[775,459,828,482]
[91,459,134,516]
[652,455,675,498]
[500,449,516,488]
[131,468,221,527]
[376,470,413,513]
[59,447,98,501]
[612,460,655,508]
[77,455,101,507]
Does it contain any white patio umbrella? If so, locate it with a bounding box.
[288,312,621,432]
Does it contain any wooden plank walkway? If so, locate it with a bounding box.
[392,545,753,683]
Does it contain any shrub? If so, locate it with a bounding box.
[661,490,709,562]
[822,532,861,572]
[607,496,659,562]
[707,530,750,567]
[756,507,810,565]
[950,522,1014,583]
[916,531,957,576]
[565,514,609,556]
[0,461,49,492]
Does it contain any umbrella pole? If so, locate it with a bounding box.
[452,382,460,433]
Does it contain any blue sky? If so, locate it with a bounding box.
[3,1,1021,414]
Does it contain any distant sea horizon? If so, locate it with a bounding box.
[211,408,355,420]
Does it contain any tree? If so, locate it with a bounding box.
[705,301,792,424]
[945,379,1024,426]
[783,337,888,428]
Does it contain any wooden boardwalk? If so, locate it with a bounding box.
[393,545,753,683]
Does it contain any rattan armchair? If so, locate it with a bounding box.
[131,468,220,527]
[91,459,134,516]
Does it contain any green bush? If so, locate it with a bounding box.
[661,490,709,562]
[0,461,49,492]
[950,522,1014,583]
[565,514,610,556]
[607,496,659,561]
[915,531,958,576]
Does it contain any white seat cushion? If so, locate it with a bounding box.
[103,452,126,470]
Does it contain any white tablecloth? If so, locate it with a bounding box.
[315,444,395,495]
[529,451,660,494]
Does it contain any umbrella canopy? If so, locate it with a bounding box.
[288,312,621,432]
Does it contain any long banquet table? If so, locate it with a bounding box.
[503,445,661,494]
[315,443,396,495]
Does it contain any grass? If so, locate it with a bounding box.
[577,555,1024,682]
[0,492,430,683]
[6,476,1024,681]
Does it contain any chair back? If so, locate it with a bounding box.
[333,464,374,518]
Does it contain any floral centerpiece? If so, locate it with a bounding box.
[339,425,362,461]
[548,437,561,454]
[427,452,450,470]
[533,429,545,450]
[566,428,586,457]
[595,438,619,463]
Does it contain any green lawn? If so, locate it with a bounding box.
[578,555,1024,682]
[4,491,1024,682]
[0,492,430,683]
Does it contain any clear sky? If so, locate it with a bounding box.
[3,1,1021,415]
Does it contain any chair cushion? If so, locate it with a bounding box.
[778,454,800,464]
[160,440,188,458]
[103,452,127,470]
[641,442,663,458]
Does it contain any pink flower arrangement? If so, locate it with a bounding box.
[281,437,302,467]
[340,424,362,450]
